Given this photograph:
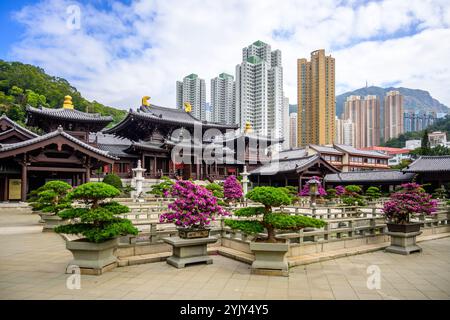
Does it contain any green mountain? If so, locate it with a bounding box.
[0,60,126,129]
[336,86,448,117]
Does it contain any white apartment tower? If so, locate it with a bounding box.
[235,40,284,139]
[211,73,236,124]
[335,117,355,146]
[282,96,290,150]
[176,74,206,120]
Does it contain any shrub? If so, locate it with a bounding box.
[432,187,447,199]
[325,188,337,200]
[147,176,174,197]
[55,182,138,243]
[205,183,225,206]
[223,175,243,200]
[335,185,345,196]
[159,180,229,228]
[279,186,300,203]
[102,173,123,190]
[345,185,362,194]
[225,187,326,242]
[28,181,72,214]
[365,186,382,201]
[382,183,437,224]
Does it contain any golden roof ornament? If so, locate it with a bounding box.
[63,95,74,109]
[142,96,150,107]
[244,121,252,133]
[184,102,192,113]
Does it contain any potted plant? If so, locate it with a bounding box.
[160,180,229,239]
[341,185,366,206]
[223,175,243,205]
[365,186,381,202]
[30,181,72,231]
[225,187,326,276]
[55,182,138,274]
[382,183,437,255]
[325,188,337,206]
[160,180,229,268]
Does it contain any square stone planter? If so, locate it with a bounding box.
[163,236,218,268]
[249,242,289,277]
[40,213,68,232]
[385,223,422,255]
[65,238,119,275]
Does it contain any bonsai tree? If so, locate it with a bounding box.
[55,182,138,243]
[279,186,300,204]
[205,182,226,206]
[225,187,326,243]
[432,187,447,199]
[102,173,123,190]
[382,183,438,224]
[159,180,229,229]
[365,186,382,201]
[147,176,174,197]
[342,185,366,206]
[29,181,72,215]
[223,175,243,202]
[325,188,337,200]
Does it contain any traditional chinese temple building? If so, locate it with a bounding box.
[0,96,280,201]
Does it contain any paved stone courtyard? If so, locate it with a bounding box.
[1,208,450,300]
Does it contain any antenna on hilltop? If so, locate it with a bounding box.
[365,80,368,88]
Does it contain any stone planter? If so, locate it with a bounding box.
[40,213,68,232]
[249,242,289,276]
[385,222,422,255]
[65,238,119,275]
[177,227,210,239]
[163,236,217,268]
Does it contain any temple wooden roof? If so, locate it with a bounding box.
[104,104,238,139]
[0,114,39,142]
[26,106,113,123]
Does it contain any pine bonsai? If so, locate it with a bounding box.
[147,176,174,197]
[342,185,366,206]
[102,173,123,190]
[225,187,326,243]
[55,182,138,243]
[365,186,382,201]
[29,181,72,215]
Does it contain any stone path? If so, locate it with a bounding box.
[1,208,450,300]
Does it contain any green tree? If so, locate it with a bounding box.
[365,186,382,201]
[102,173,123,190]
[55,182,138,243]
[224,187,326,242]
[28,181,72,215]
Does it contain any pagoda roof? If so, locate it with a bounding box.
[0,114,39,140]
[402,156,450,173]
[26,105,113,124]
[104,104,238,138]
[0,126,117,161]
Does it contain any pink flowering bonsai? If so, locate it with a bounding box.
[299,176,327,197]
[382,183,437,225]
[223,175,243,202]
[160,180,229,229]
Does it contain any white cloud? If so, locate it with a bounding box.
[8,0,450,109]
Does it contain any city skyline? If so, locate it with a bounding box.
[0,0,449,110]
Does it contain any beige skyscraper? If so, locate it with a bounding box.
[343,95,380,148]
[297,49,335,146]
[289,112,298,148]
[384,90,404,142]
[335,117,355,146]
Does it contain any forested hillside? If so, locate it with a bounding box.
[0,60,126,129]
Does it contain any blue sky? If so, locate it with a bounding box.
[1,0,450,109]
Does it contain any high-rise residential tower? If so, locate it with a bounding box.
[176,73,206,120]
[384,90,404,142]
[297,49,335,146]
[289,113,298,148]
[282,96,290,150]
[211,73,236,125]
[343,95,380,148]
[235,40,284,139]
[335,117,355,146]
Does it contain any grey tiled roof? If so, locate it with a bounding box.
[403,156,450,172]
[97,144,135,158]
[26,106,113,122]
[334,144,390,158]
[89,132,132,145]
[250,154,322,175]
[309,144,343,155]
[0,127,117,159]
[275,148,307,160]
[324,170,415,183]
[0,114,38,138]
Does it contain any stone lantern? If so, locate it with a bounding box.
[131,160,146,202]
[307,177,320,208]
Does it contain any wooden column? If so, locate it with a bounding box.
[153,156,157,177]
[85,156,91,182]
[21,163,27,202]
